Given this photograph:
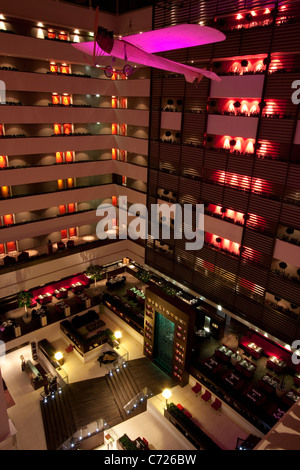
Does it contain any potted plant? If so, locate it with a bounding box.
[18,290,33,323]
[86,264,104,289]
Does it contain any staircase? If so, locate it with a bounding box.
[105,363,147,420]
[40,388,77,450]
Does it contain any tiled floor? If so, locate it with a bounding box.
[0,310,264,451]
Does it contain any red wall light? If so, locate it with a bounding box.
[112,123,118,135]
[59,205,66,215]
[0,156,7,168]
[3,214,13,225]
[6,241,16,252]
[65,151,73,162]
[56,151,63,163]
[61,230,68,239]
[112,196,117,206]
[63,123,72,134]
[48,30,56,39]
[62,94,71,105]
[50,63,58,73]
[54,124,61,135]
[112,148,117,160]
[52,94,60,105]
[60,64,69,74]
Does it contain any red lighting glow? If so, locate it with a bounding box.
[65,151,73,162]
[0,156,6,168]
[112,148,117,160]
[56,152,63,163]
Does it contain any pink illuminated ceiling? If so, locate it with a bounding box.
[73,24,225,83]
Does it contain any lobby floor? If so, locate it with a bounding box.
[0,308,264,451]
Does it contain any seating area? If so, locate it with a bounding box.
[106,275,126,289]
[60,310,114,359]
[193,328,300,432]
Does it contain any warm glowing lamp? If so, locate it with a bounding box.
[115,331,122,340]
[162,389,172,408]
[54,351,64,366]
[115,331,122,345]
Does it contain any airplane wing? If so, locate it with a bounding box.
[122,24,226,53]
[73,40,110,57]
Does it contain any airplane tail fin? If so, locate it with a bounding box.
[184,71,204,85]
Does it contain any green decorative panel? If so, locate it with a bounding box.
[153,311,175,374]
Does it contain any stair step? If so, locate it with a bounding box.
[105,375,128,420]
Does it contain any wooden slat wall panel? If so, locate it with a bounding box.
[252,160,288,185]
[150,110,160,140]
[159,143,181,173]
[264,74,300,116]
[192,272,215,296]
[201,182,224,206]
[226,155,254,176]
[162,77,185,96]
[197,246,217,266]
[239,26,273,55]
[261,307,297,344]
[267,274,300,306]
[258,119,295,144]
[247,194,281,220]
[238,263,269,287]
[148,169,158,189]
[189,0,218,20]
[269,54,300,73]
[151,78,163,97]
[222,187,249,212]
[158,172,179,192]
[154,253,174,275]
[182,113,206,146]
[204,150,227,170]
[213,31,241,58]
[180,146,204,171]
[178,177,201,204]
[243,229,274,256]
[280,203,300,229]
[234,296,264,322]
[272,23,300,53]
[285,164,300,199]
[184,78,210,111]
[186,46,213,62]
[215,252,239,274]
[145,249,155,264]
[149,141,160,169]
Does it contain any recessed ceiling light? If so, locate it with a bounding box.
[37,22,44,27]
[0,14,5,20]
[74,29,80,34]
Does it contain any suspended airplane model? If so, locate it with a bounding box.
[73,9,226,84]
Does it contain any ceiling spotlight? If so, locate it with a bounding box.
[74,29,80,34]
[37,22,44,27]
[0,14,5,20]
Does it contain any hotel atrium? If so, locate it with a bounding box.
[0,0,299,452]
